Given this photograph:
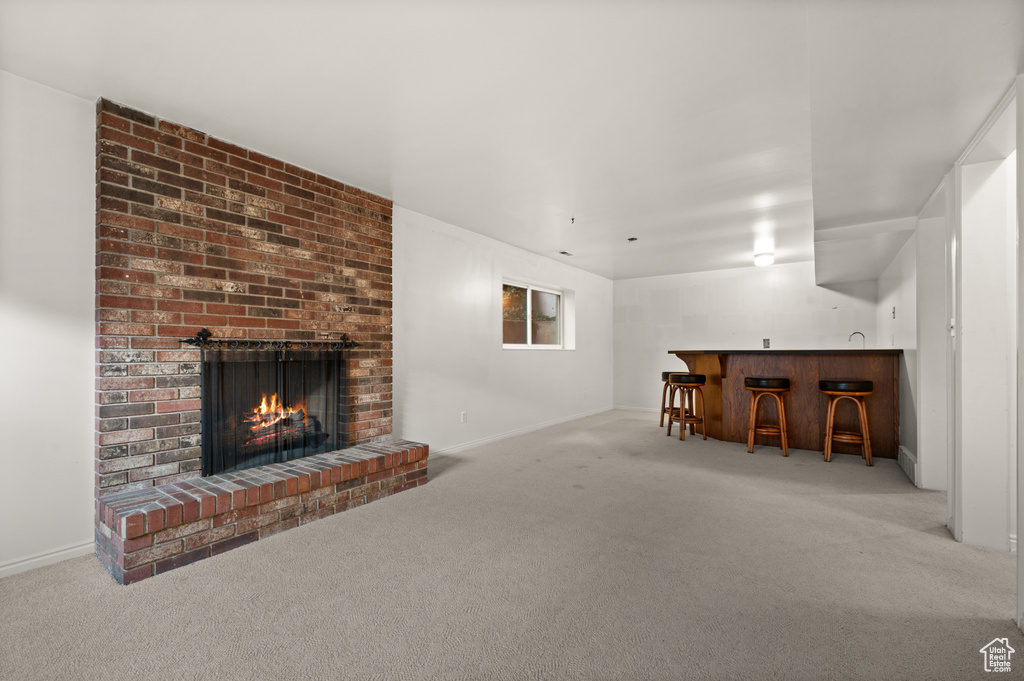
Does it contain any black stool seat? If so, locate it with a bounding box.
[669,373,705,385]
[662,371,686,381]
[744,377,790,390]
[819,379,873,393]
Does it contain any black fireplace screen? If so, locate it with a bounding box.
[201,347,346,476]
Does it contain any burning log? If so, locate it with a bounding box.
[234,393,328,457]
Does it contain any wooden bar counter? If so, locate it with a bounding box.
[668,350,902,459]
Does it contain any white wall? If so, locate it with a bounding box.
[392,207,614,454]
[876,234,919,477]
[915,215,950,491]
[957,155,1016,550]
[0,71,96,575]
[613,261,878,411]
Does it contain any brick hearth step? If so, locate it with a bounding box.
[96,440,428,584]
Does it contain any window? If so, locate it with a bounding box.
[502,282,562,347]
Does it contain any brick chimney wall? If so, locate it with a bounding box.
[94,99,393,501]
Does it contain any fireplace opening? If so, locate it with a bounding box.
[200,345,348,476]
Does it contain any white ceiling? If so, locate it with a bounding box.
[0,0,1021,281]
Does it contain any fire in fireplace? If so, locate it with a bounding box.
[184,329,357,476]
[242,392,326,456]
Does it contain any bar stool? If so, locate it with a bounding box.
[659,371,684,427]
[819,379,873,466]
[744,377,790,456]
[666,373,706,441]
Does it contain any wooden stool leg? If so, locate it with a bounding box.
[857,398,873,466]
[746,390,758,452]
[697,386,706,439]
[678,387,688,441]
[823,395,836,462]
[687,387,696,436]
[659,381,669,427]
[775,392,789,457]
[666,384,676,436]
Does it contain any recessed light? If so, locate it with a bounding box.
[754,252,774,267]
[559,250,573,256]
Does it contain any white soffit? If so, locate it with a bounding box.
[807,0,1024,230]
[813,218,916,285]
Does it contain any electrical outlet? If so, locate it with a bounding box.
[763,338,770,349]
[460,411,467,423]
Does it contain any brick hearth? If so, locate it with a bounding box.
[96,440,427,584]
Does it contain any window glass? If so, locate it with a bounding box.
[531,289,560,345]
[502,284,527,344]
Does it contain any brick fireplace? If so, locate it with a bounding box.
[92,99,426,583]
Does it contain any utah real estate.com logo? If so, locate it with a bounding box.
[980,638,1015,673]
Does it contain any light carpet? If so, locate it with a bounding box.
[1,410,1020,680]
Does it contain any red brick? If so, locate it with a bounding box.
[98,322,156,336]
[99,429,154,446]
[121,513,145,539]
[146,506,166,534]
[122,564,154,585]
[156,399,201,413]
[98,376,154,390]
[181,498,200,523]
[198,493,216,518]
[99,126,155,154]
[258,496,298,515]
[236,512,279,535]
[158,121,206,143]
[152,518,211,543]
[124,539,182,570]
[163,501,183,528]
[183,524,236,551]
[154,546,210,575]
[212,505,258,528]
[129,388,177,402]
[259,518,299,539]
[210,530,257,556]
[157,301,204,314]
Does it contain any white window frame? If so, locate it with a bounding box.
[502,281,564,350]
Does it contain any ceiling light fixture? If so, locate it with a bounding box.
[754,252,774,267]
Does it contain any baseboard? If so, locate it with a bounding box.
[897,445,918,486]
[1010,533,1017,553]
[613,406,659,413]
[0,541,94,580]
[430,406,615,457]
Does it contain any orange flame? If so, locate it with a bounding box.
[244,393,306,433]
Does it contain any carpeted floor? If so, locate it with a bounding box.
[1,410,1020,680]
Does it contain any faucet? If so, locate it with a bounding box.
[848,331,865,349]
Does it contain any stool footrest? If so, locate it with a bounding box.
[830,430,865,444]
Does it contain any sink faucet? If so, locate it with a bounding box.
[848,331,865,349]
